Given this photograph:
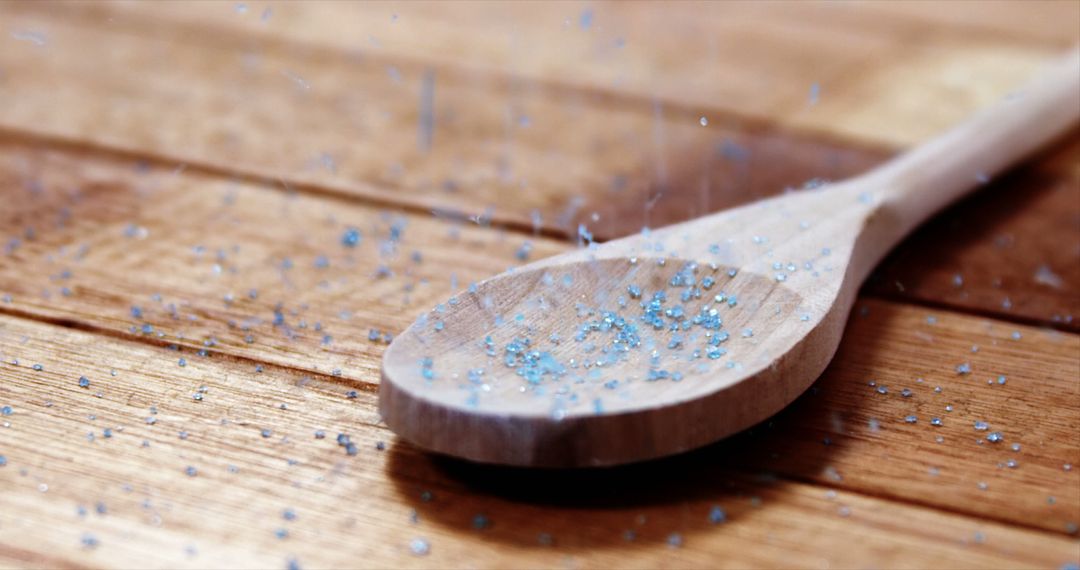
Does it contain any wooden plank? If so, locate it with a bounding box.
[1,136,1077,535]
[28,0,899,121]
[0,314,1077,569]
[0,137,566,380]
[0,0,883,237]
[51,0,1079,141]
[2,2,706,234]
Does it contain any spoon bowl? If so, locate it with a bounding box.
[381,186,874,466]
[381,255,811,466]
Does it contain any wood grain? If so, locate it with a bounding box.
[0,313,1077,569]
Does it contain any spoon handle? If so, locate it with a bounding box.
[864,47,1079,248]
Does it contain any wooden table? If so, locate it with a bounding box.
[0,2,1077,568]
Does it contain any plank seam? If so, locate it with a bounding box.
[0,125,570,240]
[0,304,378,394]
[773,470,1080,539]
[861,290,1078,333]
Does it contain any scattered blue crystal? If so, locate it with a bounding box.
[341,227,362,247]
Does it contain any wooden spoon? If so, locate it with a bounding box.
[380,48,1080,468]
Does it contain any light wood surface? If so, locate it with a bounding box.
[0,1,1077,568]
